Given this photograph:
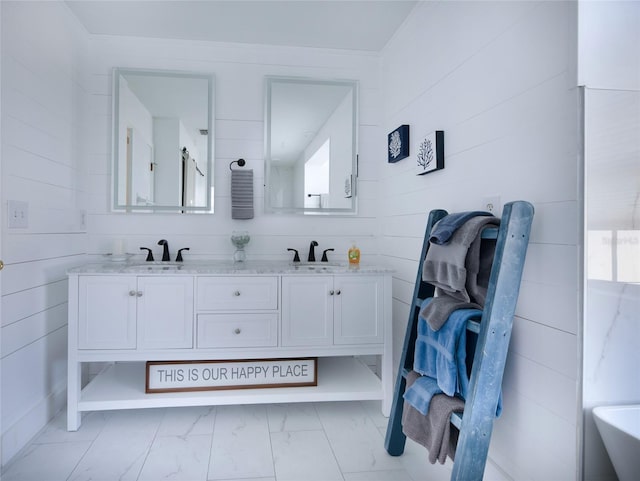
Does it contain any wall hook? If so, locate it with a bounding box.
[229,158,246,171]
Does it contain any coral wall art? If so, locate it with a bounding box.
[388,125,409,163]
[416,130,444,175]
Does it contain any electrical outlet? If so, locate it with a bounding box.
[482,196,501,215]
[8,200,29,228]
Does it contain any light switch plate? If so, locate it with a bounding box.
[8,200,29,228]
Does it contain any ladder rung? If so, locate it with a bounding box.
[450,412,463,429]
[466,319,481,334]
[413,297,425,308]
[481,227,499,239]
[414,298,482,333]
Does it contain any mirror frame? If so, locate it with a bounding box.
[264,76,359,215]
[111,67,214,213]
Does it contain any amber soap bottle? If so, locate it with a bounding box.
[348,243,361,265]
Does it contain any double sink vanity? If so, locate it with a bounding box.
[67,260,393,431]
[67,68,388,431]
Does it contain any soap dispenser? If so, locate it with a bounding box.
[348,242,361,265]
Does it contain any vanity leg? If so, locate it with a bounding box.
[381,355,392,417]
[381,274,393,417]
[67,360,81,431]
[67,275,82,431]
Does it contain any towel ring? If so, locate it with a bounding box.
[229,158,246,171]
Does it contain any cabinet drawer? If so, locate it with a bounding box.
[197,313,278,348]
[197,277,278,310]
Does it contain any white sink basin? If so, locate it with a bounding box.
[128,262,185,271]
[290,262,343,270]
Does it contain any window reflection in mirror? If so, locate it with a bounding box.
[264,77,358,214]
[304,139,330,208]
[112,68,214,213]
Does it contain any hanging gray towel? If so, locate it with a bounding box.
[231,169,254,219]
[401,370,465,465]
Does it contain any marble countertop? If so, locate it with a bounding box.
[67,260,394,275]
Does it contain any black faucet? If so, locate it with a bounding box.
[308,240,318,262]
[157,239,170,261]
[176,248,190,262]
[321,248,334,262]
[140,247,154,262]
[287,248,300,262]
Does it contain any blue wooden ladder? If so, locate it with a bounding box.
[384,200,534,481]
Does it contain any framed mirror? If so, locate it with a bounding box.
[264,76,358,214]
[112,68,214,212]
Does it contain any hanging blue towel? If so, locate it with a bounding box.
[414,298,502,416]
[403,374,442,415]
[414,298,480,397]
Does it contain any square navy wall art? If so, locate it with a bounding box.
[388,125,410,163]
[416,130,444,175]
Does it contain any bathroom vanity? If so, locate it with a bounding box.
[66,261,393,430]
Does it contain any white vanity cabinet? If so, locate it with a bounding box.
[67,262,393,431]
[77,275,193,350]
[281,275,383,347]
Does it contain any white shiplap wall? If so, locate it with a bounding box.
[379,2,581,480]
[0,1,88,466]
[84,36,382,264]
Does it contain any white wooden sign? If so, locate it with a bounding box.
[146,358,317,393]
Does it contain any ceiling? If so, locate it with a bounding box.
[66,0,418,52]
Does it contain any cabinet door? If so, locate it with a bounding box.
[78,276,137,349]
[137,276,194,349]
[281,276,333,346]
[334,275,383,344]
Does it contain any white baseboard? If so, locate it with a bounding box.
[1,380,67,469]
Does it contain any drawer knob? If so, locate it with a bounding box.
[233,291,241,296]
[329,290,334,295]
[137,291,143,297]
[234,328,241,334]
[336,290,341,295]
[129,290,137,297]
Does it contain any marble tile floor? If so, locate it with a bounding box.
[1,400,462,481]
